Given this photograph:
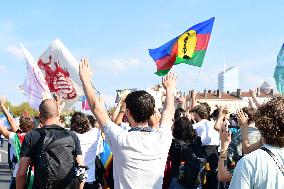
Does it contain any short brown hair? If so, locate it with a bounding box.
[19,116,34,133]
[70,112,91,134]
[255,97,284,147]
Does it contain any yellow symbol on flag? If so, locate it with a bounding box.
[177,30,197,59]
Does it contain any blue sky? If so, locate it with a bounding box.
[0,0,283,105]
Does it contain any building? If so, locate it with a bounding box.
[186,88,274,113]
[218,66,239,92]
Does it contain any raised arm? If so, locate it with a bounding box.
[0,98,19,132]
[79,58,110,129]
[237,109,262,154]
[190,90,198,110]
[214,106,228,132]
[249,89,261,108]
[217,124,232,182]
[160,72,177,126]
[114,100,126,125]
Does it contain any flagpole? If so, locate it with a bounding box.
[193,66,203,91]
[90,80,109,113]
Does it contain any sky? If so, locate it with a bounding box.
[0,0,283,106]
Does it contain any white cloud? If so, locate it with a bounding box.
[95,58,140,73]
[4,46,24,59]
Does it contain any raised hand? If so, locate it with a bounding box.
[79,58,92,82]
[220,124,231,150]
[236,109,249,126]
[219,105,229,117]
[162,72,177,91]
[249,88,257,97]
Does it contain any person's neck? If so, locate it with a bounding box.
[131,122,149,128]
[42,118,60,127]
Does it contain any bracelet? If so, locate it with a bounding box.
[220,156,227,159]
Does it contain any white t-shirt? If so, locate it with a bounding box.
[8,132,19,177]
[229,144,284,189]
[75,128,103,182]
[193,119,219,146]
[104,121,173,189]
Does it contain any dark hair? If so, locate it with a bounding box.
[255,97,284,147]
[87,115,97,128]
[242,107,256,124]
[173,117,197,143]
[125,90,155,123]
[174,108,187,120]
[70,112,91,134]
[19,116,34,133]
[200,102,211,116]
[192,104,209,120]
[210,108,219,120]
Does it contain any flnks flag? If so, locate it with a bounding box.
[149,17,215,76]
[274,43,284,95]
[37,39,84,110]
[20,44,52,110]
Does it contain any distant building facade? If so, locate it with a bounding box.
[218,66,239,93]
[186,88,274,113]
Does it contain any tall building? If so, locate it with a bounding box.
[218,66,239,92]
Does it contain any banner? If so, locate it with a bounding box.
[36,39,84,111]
[20,44,52,110]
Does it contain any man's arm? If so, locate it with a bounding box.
[217,124,232,182]
[0,98,19,132]
[79,58,110,129]
[16,157,31,189]
[214,106,228,132]
[249,89,261,108]
[0,124,10,139]
[190,90,198,110]
[160,72,177,126]
[237,109,262,154]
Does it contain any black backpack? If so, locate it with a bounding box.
[174,139,207,188]
[32,126,76,189]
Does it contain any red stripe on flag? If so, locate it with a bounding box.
[155,42,178,71]
[195,34,211,51]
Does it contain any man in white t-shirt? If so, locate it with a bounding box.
[191,104,219,189]
[229,97,284,189]
[79,58,176,189]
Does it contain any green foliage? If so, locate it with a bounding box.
[5,101,39,117]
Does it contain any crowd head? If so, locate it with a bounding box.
[125,90,155,123]
[255,96,284,147]
[70,112,91,134]
[19,116,34,133]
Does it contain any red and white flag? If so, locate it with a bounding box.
[36,39,84,111]
[20,44,52,110]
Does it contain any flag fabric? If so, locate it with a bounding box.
[0,114,11,130]
[80,96,90,111]
[36,39,84,111]
[100,140,113,172]
[13,132,34,189]
[274,43,284,95]
[149,17,215,76]
[20,44,52,110]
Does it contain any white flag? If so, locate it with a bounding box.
[20,44,52,110]
[36,39,84,111]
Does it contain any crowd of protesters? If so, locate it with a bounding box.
[0,58,283,189]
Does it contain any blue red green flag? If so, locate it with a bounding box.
[149,17,215,76]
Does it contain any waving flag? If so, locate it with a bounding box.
[20,44,52,110]
[37,39,84,111]
[149,17,215,76]
[274,43,284,95]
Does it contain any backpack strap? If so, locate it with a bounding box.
[261,147,284,176]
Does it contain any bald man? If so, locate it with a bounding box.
[16,99,84,189]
